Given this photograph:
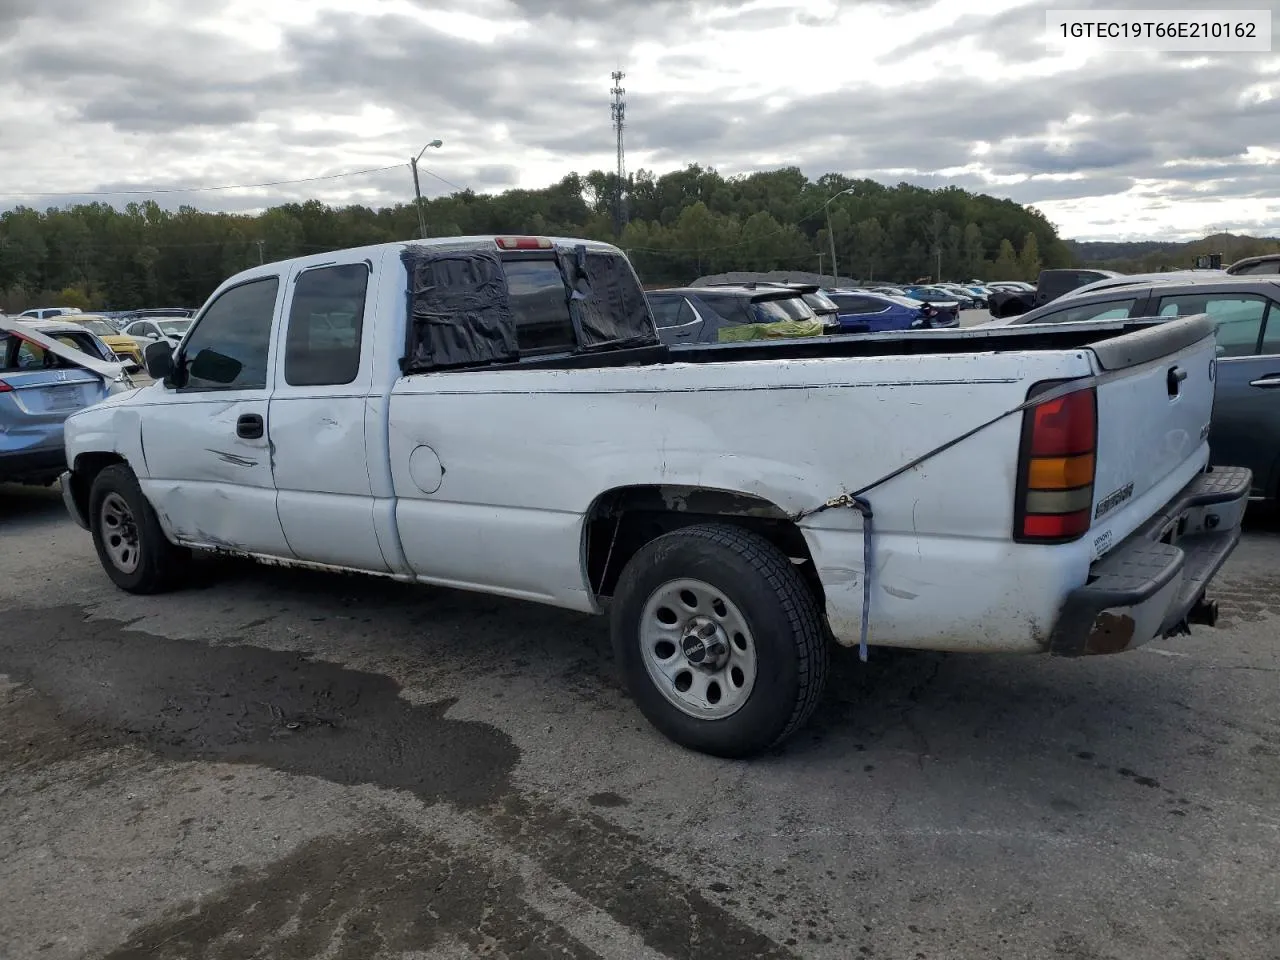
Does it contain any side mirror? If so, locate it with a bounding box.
[188,348,242,385]
[144,339,174,381]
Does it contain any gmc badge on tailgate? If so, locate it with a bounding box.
[1095,481,1135,520]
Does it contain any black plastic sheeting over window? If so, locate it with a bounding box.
[400,244,659,371]
[560,245,658,348]
[401,248,518,370]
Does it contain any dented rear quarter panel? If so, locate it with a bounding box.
[387,347,1104,648]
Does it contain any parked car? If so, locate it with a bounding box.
[122,316,194,351]
[59,235,1249,758]
[755,283,841,326]
[17,306,83,321]
[868,285,909,297]
[988,269,1121,318]
[934,283,987,308]
[826,290,959,331]
[1226,254,1280,276]
[1056,270,1226,303]
[646,286,823,344]
[1,317,131,485]
[903,286,974,310]
[63,315,146,366]
[981,275,1280,503]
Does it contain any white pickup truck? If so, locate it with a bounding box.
[60,235,1251,757]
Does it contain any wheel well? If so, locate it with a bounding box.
[69,452,127,518]
[583,485,825,605]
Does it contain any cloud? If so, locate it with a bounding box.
[0,0,1277,240]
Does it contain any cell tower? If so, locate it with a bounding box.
[610,70,628,236]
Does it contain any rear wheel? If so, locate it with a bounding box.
[610,523,829,758]
[89,464,191,593]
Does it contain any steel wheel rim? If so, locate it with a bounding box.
[100,492,141,574]
[638,578,758,720]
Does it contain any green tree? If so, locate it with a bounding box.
[962,223,985,278]
[990,239,1020,280]
[54,285,91,309]
[852,218,885,281]
[1017,232,1042,281]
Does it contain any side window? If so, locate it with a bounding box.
[1158,294,1267,357]
[1233,262,1280,276]
[283,263,370,387]
[677,298,696,326]
[1033,298,1137,324]
[647,297,682,328]
[694,295,750,325]
[180,277,279,391]
[503,259,576,352]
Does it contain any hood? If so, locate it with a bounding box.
[0,315,130,381]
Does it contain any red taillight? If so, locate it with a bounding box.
[0,379,12,393]
[495,236,552,250]
[1015,385,1097,543]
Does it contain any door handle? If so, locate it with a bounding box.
[236,413,264,439]
[1167,365,1187,396]
[1249,374,1280,388]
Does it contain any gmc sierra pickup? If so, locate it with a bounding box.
[60,235,1251,757]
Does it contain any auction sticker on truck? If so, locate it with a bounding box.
[1091,528,1115,561]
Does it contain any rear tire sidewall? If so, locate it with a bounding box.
[89,465,182,593]
[611,526,820,758]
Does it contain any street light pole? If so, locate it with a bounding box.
[822,188,854,288]
[410,139,443,239]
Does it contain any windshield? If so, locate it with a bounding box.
[885,295,924,307]
[158,319,192,335]
[759,296,815,321]
[80,320,117,337]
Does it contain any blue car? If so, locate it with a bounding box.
[825,290,959,331]
[1,318,119,485]
[903,285,977,310]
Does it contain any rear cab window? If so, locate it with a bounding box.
[504,259,577,352]
[399,241,658,372]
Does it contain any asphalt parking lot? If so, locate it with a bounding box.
[3,482,1279,960]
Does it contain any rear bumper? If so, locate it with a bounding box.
[0,447,66,484]
[1047,465,1252,656]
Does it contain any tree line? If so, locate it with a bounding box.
[1069,232,1280,274]
[0,164,1074,312]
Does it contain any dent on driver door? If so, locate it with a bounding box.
[140,275,294,556]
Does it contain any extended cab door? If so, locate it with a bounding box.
[268,256,390,571]
[140,275,293,557]
[1156,288,1280,499]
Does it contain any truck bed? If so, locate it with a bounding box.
[445,316,1208,374]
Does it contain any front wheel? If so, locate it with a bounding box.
[89,464,191,593]
[610,523,829,758]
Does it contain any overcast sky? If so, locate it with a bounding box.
[2,0,1278,241]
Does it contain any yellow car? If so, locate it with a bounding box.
[66,315,145,366]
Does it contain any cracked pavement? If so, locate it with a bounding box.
[2,482,1280,959]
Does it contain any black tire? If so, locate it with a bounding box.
[610,522,829,758]
[88,463,192,593]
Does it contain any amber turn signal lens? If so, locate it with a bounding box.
[1027,454,1095,490]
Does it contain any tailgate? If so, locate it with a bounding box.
[1088,315,1217,543]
